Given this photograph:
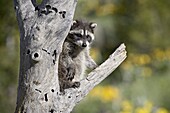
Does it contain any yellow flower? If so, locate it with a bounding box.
[101,86,119,102]
[156,108,169,113]
[120,111,132,113]
[121,100,133,112]
[144,101,153,111]
[135,107,150,113]
[153,49,166,61]
[138,54,151,65]
[129,53,151,66]
[90,86,120,102]
[135,101,154,113]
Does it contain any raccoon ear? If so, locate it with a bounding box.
[72,20,80,26]
[90,22,97,29]
[72,20,78,25]
[71,20,79,29]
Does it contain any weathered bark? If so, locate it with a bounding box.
[14,0,77,112]
[14,0,127,113]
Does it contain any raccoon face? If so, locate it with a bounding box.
[68,20,97,48]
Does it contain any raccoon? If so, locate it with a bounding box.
[58,20,97,92]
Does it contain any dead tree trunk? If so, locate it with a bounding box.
[14,0,127,113]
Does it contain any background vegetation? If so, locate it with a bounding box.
[0,0,170,113]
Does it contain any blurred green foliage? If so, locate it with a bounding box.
[74,0,170,113]
[0,0,170,113]
[0,0,19,112]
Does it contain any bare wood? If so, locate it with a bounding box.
[14,0,127,112]
[83,43,126,91]
[14,0,77,113]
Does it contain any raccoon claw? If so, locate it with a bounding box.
[72,82,80,88]
[67,74,74,81]
[59,89,65,95]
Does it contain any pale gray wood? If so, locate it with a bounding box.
[14,0,127,113]
[14,0,78,113]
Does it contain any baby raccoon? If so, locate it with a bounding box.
[58,20,97,92]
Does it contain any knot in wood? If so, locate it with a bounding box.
[31,50,42,62]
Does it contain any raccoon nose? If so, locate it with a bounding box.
[82,43,87,47]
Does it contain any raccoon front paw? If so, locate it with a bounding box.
[72,82,80,88]
[66,67,75,80]
[91,62,98,69]
[87,61,98,69]
[93,63,98,68]
[59,88,65,94]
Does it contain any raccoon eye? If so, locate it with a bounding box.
[87,35,92,42]
[75,33,82,37]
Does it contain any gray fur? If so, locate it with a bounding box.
[58,20,97,92]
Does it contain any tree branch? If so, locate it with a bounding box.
[85,43,127,87]
[79,43,127,96]
[60,43,127,112]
